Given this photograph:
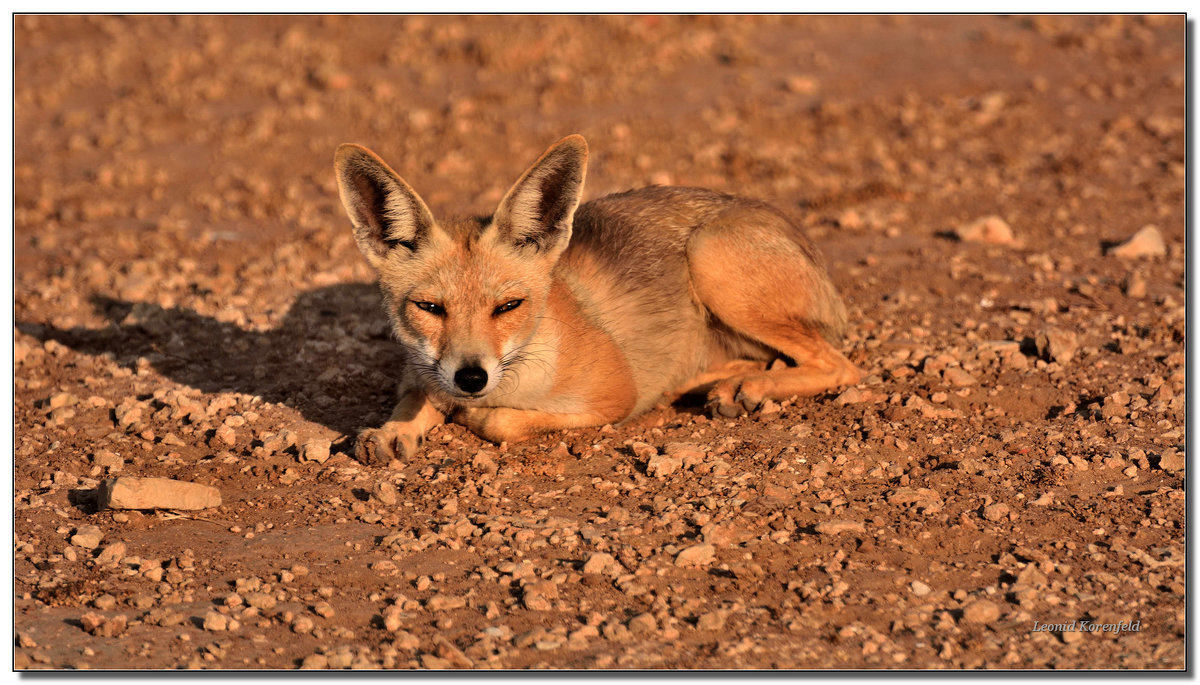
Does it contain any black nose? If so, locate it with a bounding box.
[454,366,488,393]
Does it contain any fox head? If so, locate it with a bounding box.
[334,135,588,403]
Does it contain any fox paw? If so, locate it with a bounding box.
[706,377,770,418]
[354,425,425,466]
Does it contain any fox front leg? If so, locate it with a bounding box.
[356,386,445,466]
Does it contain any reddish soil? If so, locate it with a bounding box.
[14,15,1185,670]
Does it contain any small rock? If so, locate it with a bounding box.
[674,543,716,568]
[300,654,329,669]
[202,611,228,631]
[1031,493,1054,506]
[291,616,314,634]
[313,601,335,618]
[568,625,600,643]
[630,442,657,459]
[1108,225,1166,259]
[91,450,124,471]
[1158,450,1184,474]
[80,612,105,634]
[48,392,77,409]
[961,599,1001,624]
[887,487,944,514]
[982,503,1010,522]
[70,526,103,550]
[815,520,866,536]
[956,216,1016,246]
[471,451,499,475]
[910,581,931,597]
[381,606,404,632]
[95,541,126,565]
[581,552,616,575]
[664,442,707,468]
[522,582,558,611]
[393,630,420,650]
[1035,329,1078,364]
[835,387,867,405]
[628,612,657,634]
[1124,271,1147,298]
[646,453,682,478]
[99,476,221,511]
[696,610,726,631]
[942,368,976,387]
[301,439,331,464]
[372,481,398,506]
[1061,628,1084,644]
[244,592,276,610]
[92,594,117,611]
[213,424,236,446]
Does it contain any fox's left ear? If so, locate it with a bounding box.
[492,134,587,257]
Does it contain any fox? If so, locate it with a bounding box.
[334,134,861,465]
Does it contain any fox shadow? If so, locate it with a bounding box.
[17,283,406,437]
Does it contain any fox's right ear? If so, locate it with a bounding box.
[334,144,436,268]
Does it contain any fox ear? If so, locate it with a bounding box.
[334,144,436,268]
[492,134,587,256]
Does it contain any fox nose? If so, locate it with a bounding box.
[454,366,488,394]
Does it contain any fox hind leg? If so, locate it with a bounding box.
[686,206,861,418]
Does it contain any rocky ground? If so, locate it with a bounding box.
[13,15,1186,670]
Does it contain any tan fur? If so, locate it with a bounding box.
[334,135,860,465]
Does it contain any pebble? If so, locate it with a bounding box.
[95,541,126,565]
[1108,224,1166,259]
[70,525,103,549]
[92,594,117,610]
[961,599,1001,624]
[244,592,277,610]
[381,606,404,632]
[1124,270,1147,298]
[80,613,127,637]
[628,613,657,634]
[300,654,329,669]
[99,476,221,511]
[815,520,866,536]
[394,631,421,650]
[313,601,335,618]
[1158,450,1184,474]
[674,543,716,568]
[910,581,932,597]
[942,368,976,387]
[91,450,124,471]
[581,552,616,575]
[664,443,707,467]
[301,439,331,464]
[372,481,398,506]
[522,581,558,611]
[646,453,682,477]
[1034,329,1078,364]
[291,616,314,634]
[696,610,726,631]
[202,611,228,631]
[213,424,236,446]
[956,216,1016,246]
[835,387,868,405]
[982,503,1010,522]
[887,487,944,513]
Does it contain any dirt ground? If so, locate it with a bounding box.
[13,15,1186,670]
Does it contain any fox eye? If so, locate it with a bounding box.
[412,301,445,316]
[493,299,523,316]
